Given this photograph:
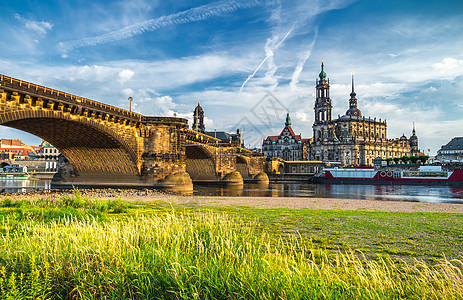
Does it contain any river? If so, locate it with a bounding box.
[1,179,463,204]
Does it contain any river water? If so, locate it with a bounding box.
[194,183,463,203]
[0,179,52,193]
[2,179,463,204]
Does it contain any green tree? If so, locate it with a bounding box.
[401,156,410,163]
[410,156,419,164]
[418,155,429,164]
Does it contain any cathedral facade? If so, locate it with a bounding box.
[309,63,419,165]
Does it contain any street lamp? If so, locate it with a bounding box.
[128,97,133,112]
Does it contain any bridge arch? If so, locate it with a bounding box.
[185,144,218,181]
[236,155,250,179]
[0,110,141,176]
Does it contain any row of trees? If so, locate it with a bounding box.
[385,155,429,164]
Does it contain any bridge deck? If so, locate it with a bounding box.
[0,74,145,122]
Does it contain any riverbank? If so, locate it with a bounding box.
[1,188,463,213]
[0,191,462,299]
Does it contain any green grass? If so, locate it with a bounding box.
[0,193,462,299]
[201,205,463,263]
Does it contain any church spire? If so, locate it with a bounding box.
[409,122,419,156]
[345,72,361,117]
[350,72,356,98]
[319,61,327,80]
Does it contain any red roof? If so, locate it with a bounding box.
[0,148,32,156]
[264,125,310,145]
[283,126,301,142]
[266,136,279,143]
[0,139,25,147]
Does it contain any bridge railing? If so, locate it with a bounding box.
[0,73,143,121]
[184,129,257,154]
[142,116,188,126]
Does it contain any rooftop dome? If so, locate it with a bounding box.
[345,106,362,117]
[194,101,204,113]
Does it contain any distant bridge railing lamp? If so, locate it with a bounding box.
[128,97,133,112]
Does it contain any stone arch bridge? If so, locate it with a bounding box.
[0,74,267,190]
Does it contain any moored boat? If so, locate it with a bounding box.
[314,166,463,185]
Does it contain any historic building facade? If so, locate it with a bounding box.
[309,63,418,165]
[436,137,463,163]
[262,114,310,161]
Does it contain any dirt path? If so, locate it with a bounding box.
[151,195,463,213]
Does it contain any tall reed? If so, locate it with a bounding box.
[1,211,462,299]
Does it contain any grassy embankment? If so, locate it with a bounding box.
[0,190,462,299]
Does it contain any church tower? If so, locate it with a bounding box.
[313,62,335,144]
[311,62,339,161]
[409,123,419,156]
[192,102,205,133]
[314,62,332,124]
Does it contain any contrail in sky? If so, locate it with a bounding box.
[58,0,264,53]
[239,24,294,92]
[290,27,318,90]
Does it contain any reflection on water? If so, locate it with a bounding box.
[1,179,463,204]
[194,183,463,204]
[0,179,52,193]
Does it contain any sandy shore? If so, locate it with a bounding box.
[2,189,462,213]
[154,195,463,213]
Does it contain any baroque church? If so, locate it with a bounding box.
[262,62,420,166]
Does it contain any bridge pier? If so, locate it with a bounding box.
[51,168,194,192]
[51,116,194,192]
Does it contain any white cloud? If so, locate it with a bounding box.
[426,86,437,92]
[294,111,310,123]
[433,58,463,79]
[68,65,115,82]
[14,14,53,36]
[23,52,252,93]
[121,88,135,97]
[118,69,135,84]
[154,95,174,106]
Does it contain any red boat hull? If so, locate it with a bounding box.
[315,169,463,186]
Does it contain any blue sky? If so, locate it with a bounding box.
[1,0,462,155]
